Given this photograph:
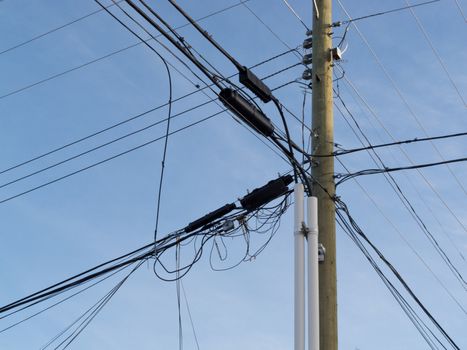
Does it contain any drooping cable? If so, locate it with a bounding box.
[95,0,174,242]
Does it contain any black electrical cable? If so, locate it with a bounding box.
[0,232,185,315]
[0,49,296,176]
[336,217,445,350]
[333,93,467,290]
[0,80,295,205]
[336,157,467,185]
[0,263,133,333]
[272,98,298,182]
[124,0,223,89]
[167,0,244,71]
[97,0,174,242]
[45,260,145,350]
[312,131,467,157]
[335,198,460,349]
[2,176,293,319]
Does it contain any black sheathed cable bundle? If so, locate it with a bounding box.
[240,175,293,211]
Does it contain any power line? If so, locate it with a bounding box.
[452,0,467,22]
[341,72,467,235]
[0,0,252,101]
[333,94,467,290]
[336,157,467,185]
[0,50,295,176]
[240,1,302,60]
[336,0,467,196]
[0,64,299,192]
[333,0,440,26]
[0,80,293,205]
[335,198,461,349]
[120,0,310,191]
[314,131,467,157]
[337,74,467,263]
[280,0,310,31]
[335,156,467,315]
[94,0,175,242]
[405,0,467,107]
[0,1,124,56]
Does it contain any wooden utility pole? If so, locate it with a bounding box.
[311,1,337,349]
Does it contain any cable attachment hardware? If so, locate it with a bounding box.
[302,69,313,80]
[318,243,326,263]
[303,37,313,49]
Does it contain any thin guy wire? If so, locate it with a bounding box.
[405,0,467,106]
[452,0,467,22]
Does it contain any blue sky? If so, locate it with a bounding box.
[0,0,466,349]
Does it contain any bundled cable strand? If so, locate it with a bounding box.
[0,178,294,347]
[335,197,460,349]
